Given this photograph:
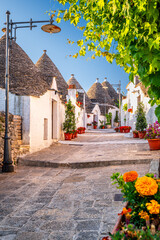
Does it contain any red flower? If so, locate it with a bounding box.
[118,207,132,216]
[102,237,109,240]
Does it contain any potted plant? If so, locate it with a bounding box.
[124,126,131,133]
[135,102,147,139]
[99,120,105,129]
[145,121,160,150]
[114,112,119,127]
[103,171,160,239]
[92,121,97,129]
[77,127,83,134]
[133,130,139,138]
[106,112,112,128]
[114,127,119,132]
[63,100,76,140]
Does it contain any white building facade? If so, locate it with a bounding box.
[121,77,157,130]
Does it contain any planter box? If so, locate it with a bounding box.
[108,202,128,240]
[124,129,130,133]
[77,130,83,134]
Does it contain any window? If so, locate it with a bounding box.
[137,95,141,105]
[44,118,48,140]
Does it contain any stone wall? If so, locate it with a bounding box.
[0,111,25,165]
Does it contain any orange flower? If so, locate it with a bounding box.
[139,210,149,220]
[118,207,132,216]
[123,171,138,182]
[135,176,158,196]
[146,200,160,214]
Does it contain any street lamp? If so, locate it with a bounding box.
[102,77,108,116]
[2,11,61,172]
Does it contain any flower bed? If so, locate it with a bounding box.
[103,171,160,239]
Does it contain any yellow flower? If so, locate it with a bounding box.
[123,171,138,182]
[139,210,149,220]
[146,200,160,214]
[135,176,158,196]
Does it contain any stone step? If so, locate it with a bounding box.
[17,157,152,169]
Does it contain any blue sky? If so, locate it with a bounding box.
[0,0,129,94]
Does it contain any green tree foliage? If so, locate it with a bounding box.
[123,103,128,112]
[135,102,147,131]
[106,112,112,124]
[55,0,160,121]
[63,99,76,133]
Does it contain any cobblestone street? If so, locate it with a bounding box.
[0,130,159,239]
[0,164,149,240]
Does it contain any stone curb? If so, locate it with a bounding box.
[58,140,147,145]
[149,159,160,177]
[17,157,153,169]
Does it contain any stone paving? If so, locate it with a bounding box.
[18,131,160,168]
[0,164,150,240]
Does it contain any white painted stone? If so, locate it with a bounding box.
[121,81,158,129]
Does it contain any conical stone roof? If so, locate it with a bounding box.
[101,78,114,106]
[87,78,108,115]
[67,74,83,89]
[67,74,92,112]
[102,79,119,105]
[36,50,68,103]
[0,35,49,97]
[87,78,106,104]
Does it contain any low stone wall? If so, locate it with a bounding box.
[0,111,26,165]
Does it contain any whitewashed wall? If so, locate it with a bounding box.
[121,82,158,130]
[67,89,84,128]
[29,79,65,152]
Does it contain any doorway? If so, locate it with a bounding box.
[51,100,58,139]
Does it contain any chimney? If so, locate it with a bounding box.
[134,75,139,85]
[96,78,99,83]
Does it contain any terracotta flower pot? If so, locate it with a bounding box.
[93,125,97,129]
[147,139,160,150]
[64,133,72,140]
[138,131,146,139]
[72,133,75,139]
[133,132,139,138]
[78,130,83,134]
[75,132,78,138]
[124,129,130,133]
